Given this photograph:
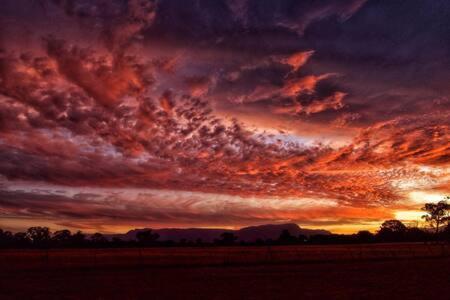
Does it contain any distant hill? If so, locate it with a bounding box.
[111,223,330,243]
[236,223,330,242]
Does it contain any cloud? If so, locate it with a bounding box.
[273,92,346,115]
[0,0,449,233]
[45,37,146,107]
[279,50,314,72]
[0,43,447,210]
[0,185,393,232]
[343,114,450,166]
[282,74,337,97]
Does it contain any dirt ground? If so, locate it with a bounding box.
[1,244,450,299]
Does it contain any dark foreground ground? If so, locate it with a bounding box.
[1,243,450,300]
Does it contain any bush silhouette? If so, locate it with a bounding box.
[91,233,108,246]
[356,230,374,243]
[216,232,237,245]
[26,227,51,248]
[278,229,297,245]
[136,229,159,246]
[376,220,406,242]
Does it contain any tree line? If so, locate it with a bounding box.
[1,199,449,249]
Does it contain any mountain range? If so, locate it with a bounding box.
[109,223,330,243]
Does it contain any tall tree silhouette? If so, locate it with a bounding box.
[421,197,450,235]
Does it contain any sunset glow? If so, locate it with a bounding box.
[0,0,449,233]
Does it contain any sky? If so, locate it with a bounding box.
[0,0,449,234]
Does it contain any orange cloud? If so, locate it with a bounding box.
[282,74,335,97]
[45,38,145,106]
[280,50,314,72]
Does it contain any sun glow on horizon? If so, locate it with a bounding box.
[408,191,446,204]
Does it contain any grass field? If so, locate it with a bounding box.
[1,243,450,299]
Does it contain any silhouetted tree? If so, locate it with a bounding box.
[26,227,51,247]
[4,218,442,249]
[136,229,159,246]
[377,220,407,242]
[162,240,175,247]
[380,220,407,232]
[278,229,296,245]
[217,232,237,245]
[111,237,124,247]
[356,230,374,243]
[0,229,13,248]
[255,238,265,245]
[70,231,86,247]
[309,234,335,244]
[443,223,450,242]
[298,234,307,244]
[90,233,108,246]
[405,227,428,242]
[52,230,72,247]
[13,232,31,247]
[421,199,450,235]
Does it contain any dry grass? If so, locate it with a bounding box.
[1,243,450,299]
[1,243,449,270]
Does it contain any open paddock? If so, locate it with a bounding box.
[1,243,450,299]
